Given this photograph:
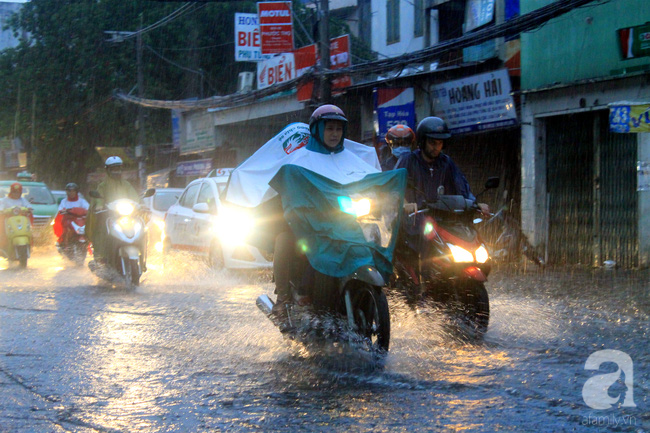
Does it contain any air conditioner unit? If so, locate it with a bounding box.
[237,71,255,92]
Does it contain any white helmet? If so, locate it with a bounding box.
[105,156,123,168]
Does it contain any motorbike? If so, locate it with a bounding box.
[53,207,89,265]
[88,189,155,288]
[0,206,33,268]
[255,165,406,354]
[390,177,500,339]
[473,191,545,267]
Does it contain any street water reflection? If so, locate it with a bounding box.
[0,249,648,432]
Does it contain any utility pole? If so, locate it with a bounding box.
[137,15,146,190]
[318,0,331,103]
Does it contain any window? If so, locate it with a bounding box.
[196,182,217,214]
[179,183,200,208]
[414,0,424,38]
[386,0,400,45]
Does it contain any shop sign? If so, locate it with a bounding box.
[618,23,650,60]
[257,1,294,55]
[182,110,215,155]
[465,0,495,33]
[430,69,517,134]
[234,13,273,62]
[177,159,213,177]
[373,88,416,143]
[257,53,295,90]
[609,102,650,133]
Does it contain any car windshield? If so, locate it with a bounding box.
[0,185,55,205]
[24,186,56,205]
[153,191,180,211]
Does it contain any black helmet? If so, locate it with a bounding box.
[65,182,79,191]
[416,117,451,148]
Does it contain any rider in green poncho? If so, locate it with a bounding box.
[87,156,140,264]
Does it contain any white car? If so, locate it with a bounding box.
[163,169,272,269]
[142,188,184,252]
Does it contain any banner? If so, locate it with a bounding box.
[296,35,352,102]
[610,102,650,133]
[182,110,215,155]
[234,13,271,62]
[373,88,416,143]
[430,69,517,134]
[258,1,294,55]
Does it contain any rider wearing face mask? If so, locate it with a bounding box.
[381,124,416,171]
[86,156,140,264]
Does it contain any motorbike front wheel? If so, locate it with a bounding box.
[16,245,29,268]
[124,257,141,288]
[346,283,390,353]
[454,281,490,339]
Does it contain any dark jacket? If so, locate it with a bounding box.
[394,149,475,206]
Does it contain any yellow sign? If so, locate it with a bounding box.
[610,103,650,133]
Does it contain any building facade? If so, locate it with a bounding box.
[520,0,650,267]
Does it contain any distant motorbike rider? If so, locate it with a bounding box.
[55,182,90,246]
[87,156,140,264]
[0,183,33,253]
[380,124,416,171]
[271,104,374,322]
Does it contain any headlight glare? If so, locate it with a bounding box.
[338,196,371,218]
[116,202,134,216]
[448,244,474,263]
[475,245,489,263]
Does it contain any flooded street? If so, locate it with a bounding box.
[0,249,648,432]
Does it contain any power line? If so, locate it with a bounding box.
[115,0,607,111]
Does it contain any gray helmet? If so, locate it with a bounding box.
[65,182,79,191]
[416,117,451,149]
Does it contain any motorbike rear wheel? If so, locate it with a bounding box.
[73,243,87,266]
[454,281,489,339]
[346,284,390,353]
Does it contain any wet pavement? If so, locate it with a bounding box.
[0,248,648,432]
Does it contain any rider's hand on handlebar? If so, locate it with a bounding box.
[403,202,418,214]
[477,203,490,217]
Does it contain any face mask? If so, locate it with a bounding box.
[392,146,411,158]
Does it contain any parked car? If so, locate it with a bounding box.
[51,190,66,204]
[142,187,183,252]
[163,169,272,269]
[0,180,58,242]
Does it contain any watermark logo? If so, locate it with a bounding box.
[582,349,636,410]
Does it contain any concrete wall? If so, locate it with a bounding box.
[639,133,650,267]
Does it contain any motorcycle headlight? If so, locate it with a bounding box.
[154,219,165,231]
[116,202,135,216]
[475,245,489,264]
[448,244,474,263]
[215,207,254,246]
[338,196,371,218]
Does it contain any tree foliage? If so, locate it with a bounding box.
[0,0,369,187]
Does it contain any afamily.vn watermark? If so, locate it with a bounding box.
[582,414,637,427]
[580,350,639,427]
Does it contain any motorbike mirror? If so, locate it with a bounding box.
[88,190,102,199]
[484,177,500,190]
[192,202,210,214]
[143,188,156,198]
[437,185,445,196]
